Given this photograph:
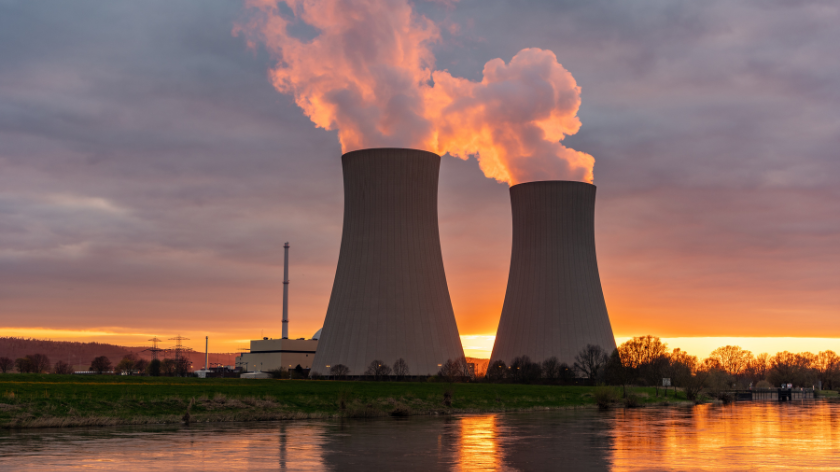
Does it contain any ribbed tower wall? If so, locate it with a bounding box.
[490,181,616,366]
[312,148,465,376]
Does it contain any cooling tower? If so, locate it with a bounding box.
[490,181,616,366]
[312,148,465,376]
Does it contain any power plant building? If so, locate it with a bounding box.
[236,336,319,373]
[311,148,465,376]
[490,181,616,366]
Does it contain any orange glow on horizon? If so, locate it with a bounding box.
[4,328,839,361]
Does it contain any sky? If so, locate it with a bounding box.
[1,0,838,358]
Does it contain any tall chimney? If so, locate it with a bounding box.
[204,336,208,370]
[283,242,290,339]
[490,181,616,365]
[312,148,465,376]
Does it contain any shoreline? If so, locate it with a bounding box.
[0,374,751,430]
[2,401,700,430]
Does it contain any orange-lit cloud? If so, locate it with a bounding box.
[236,0,593,185]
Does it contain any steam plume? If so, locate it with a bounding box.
[237,0,594,185]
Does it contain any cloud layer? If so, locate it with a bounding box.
[1,0,838,352]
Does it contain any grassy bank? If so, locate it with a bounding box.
[0,374,689,429]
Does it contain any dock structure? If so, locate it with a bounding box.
[733,389,815,401]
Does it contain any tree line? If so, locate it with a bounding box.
[0,352,195,377]
[475,336,840,400]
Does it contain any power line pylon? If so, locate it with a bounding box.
[143,337,167,361]
[168,335,191,360]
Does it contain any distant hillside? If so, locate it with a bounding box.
[0,337,237,371]
[466,357,489,377]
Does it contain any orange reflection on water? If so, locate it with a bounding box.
[457,415,501,471]
[610,402,840,471]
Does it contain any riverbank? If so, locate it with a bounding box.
[0,374,691,429]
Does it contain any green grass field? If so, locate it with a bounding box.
[0,374,689,429]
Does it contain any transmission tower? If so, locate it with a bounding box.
[142,337,168,361]
[169,335,192,360]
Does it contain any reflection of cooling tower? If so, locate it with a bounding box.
[312,148,465,376]
[490,181,616,365]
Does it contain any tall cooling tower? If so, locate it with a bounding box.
[490,181,616,366]
[312,148,465,376]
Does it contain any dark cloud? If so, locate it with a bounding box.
[1,0,838,342]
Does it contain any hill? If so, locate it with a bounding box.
[0,337,237,371]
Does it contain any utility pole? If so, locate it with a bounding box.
[282,242,290,339]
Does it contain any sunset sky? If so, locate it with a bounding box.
[2,1,838,359]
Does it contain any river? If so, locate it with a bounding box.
[2,401,839,471]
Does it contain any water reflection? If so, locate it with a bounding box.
[2,402,840,471]
[457,415,498,470]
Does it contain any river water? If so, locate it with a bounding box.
[2,402,839,471]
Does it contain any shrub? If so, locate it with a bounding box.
[593,386,619,409]
[624,393,641,408]
[443,389,453,407]
[266,368,288,379]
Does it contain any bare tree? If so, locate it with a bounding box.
[542,357,560,382]
[667,348,698,395]
[90,356,112,374]
[813,351,840,390]
[574,345,609,383]
[24,354,51,373]
[175,357,192,377]
[53,360,73,375]
[617,336,669,369]
[749,353,770,381]
[455,357,473,382]
[160,358,177,376]
[438,358,459,383]
[392,358,410,380]
[15,357,33,373]
[330,364,350,379]
[708,345,754,376]
[683,372,709,401]
[0,357,13,373]
[365,360,392,380]
[486,360,507,382]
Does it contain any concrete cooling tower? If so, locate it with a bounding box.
[312,148,465,376]
[490,180,616,366]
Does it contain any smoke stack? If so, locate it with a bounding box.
[313,148,465,376]
[490,181,616,365]
[282,242,289,339]
[204,336,208,371]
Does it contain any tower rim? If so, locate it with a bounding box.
[510,180,596,190]
[342,147,440,159]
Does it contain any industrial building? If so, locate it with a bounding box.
[235,335,319,373]
[311,148,465,376]
[490,181,616,366]
[234,242,320,375]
